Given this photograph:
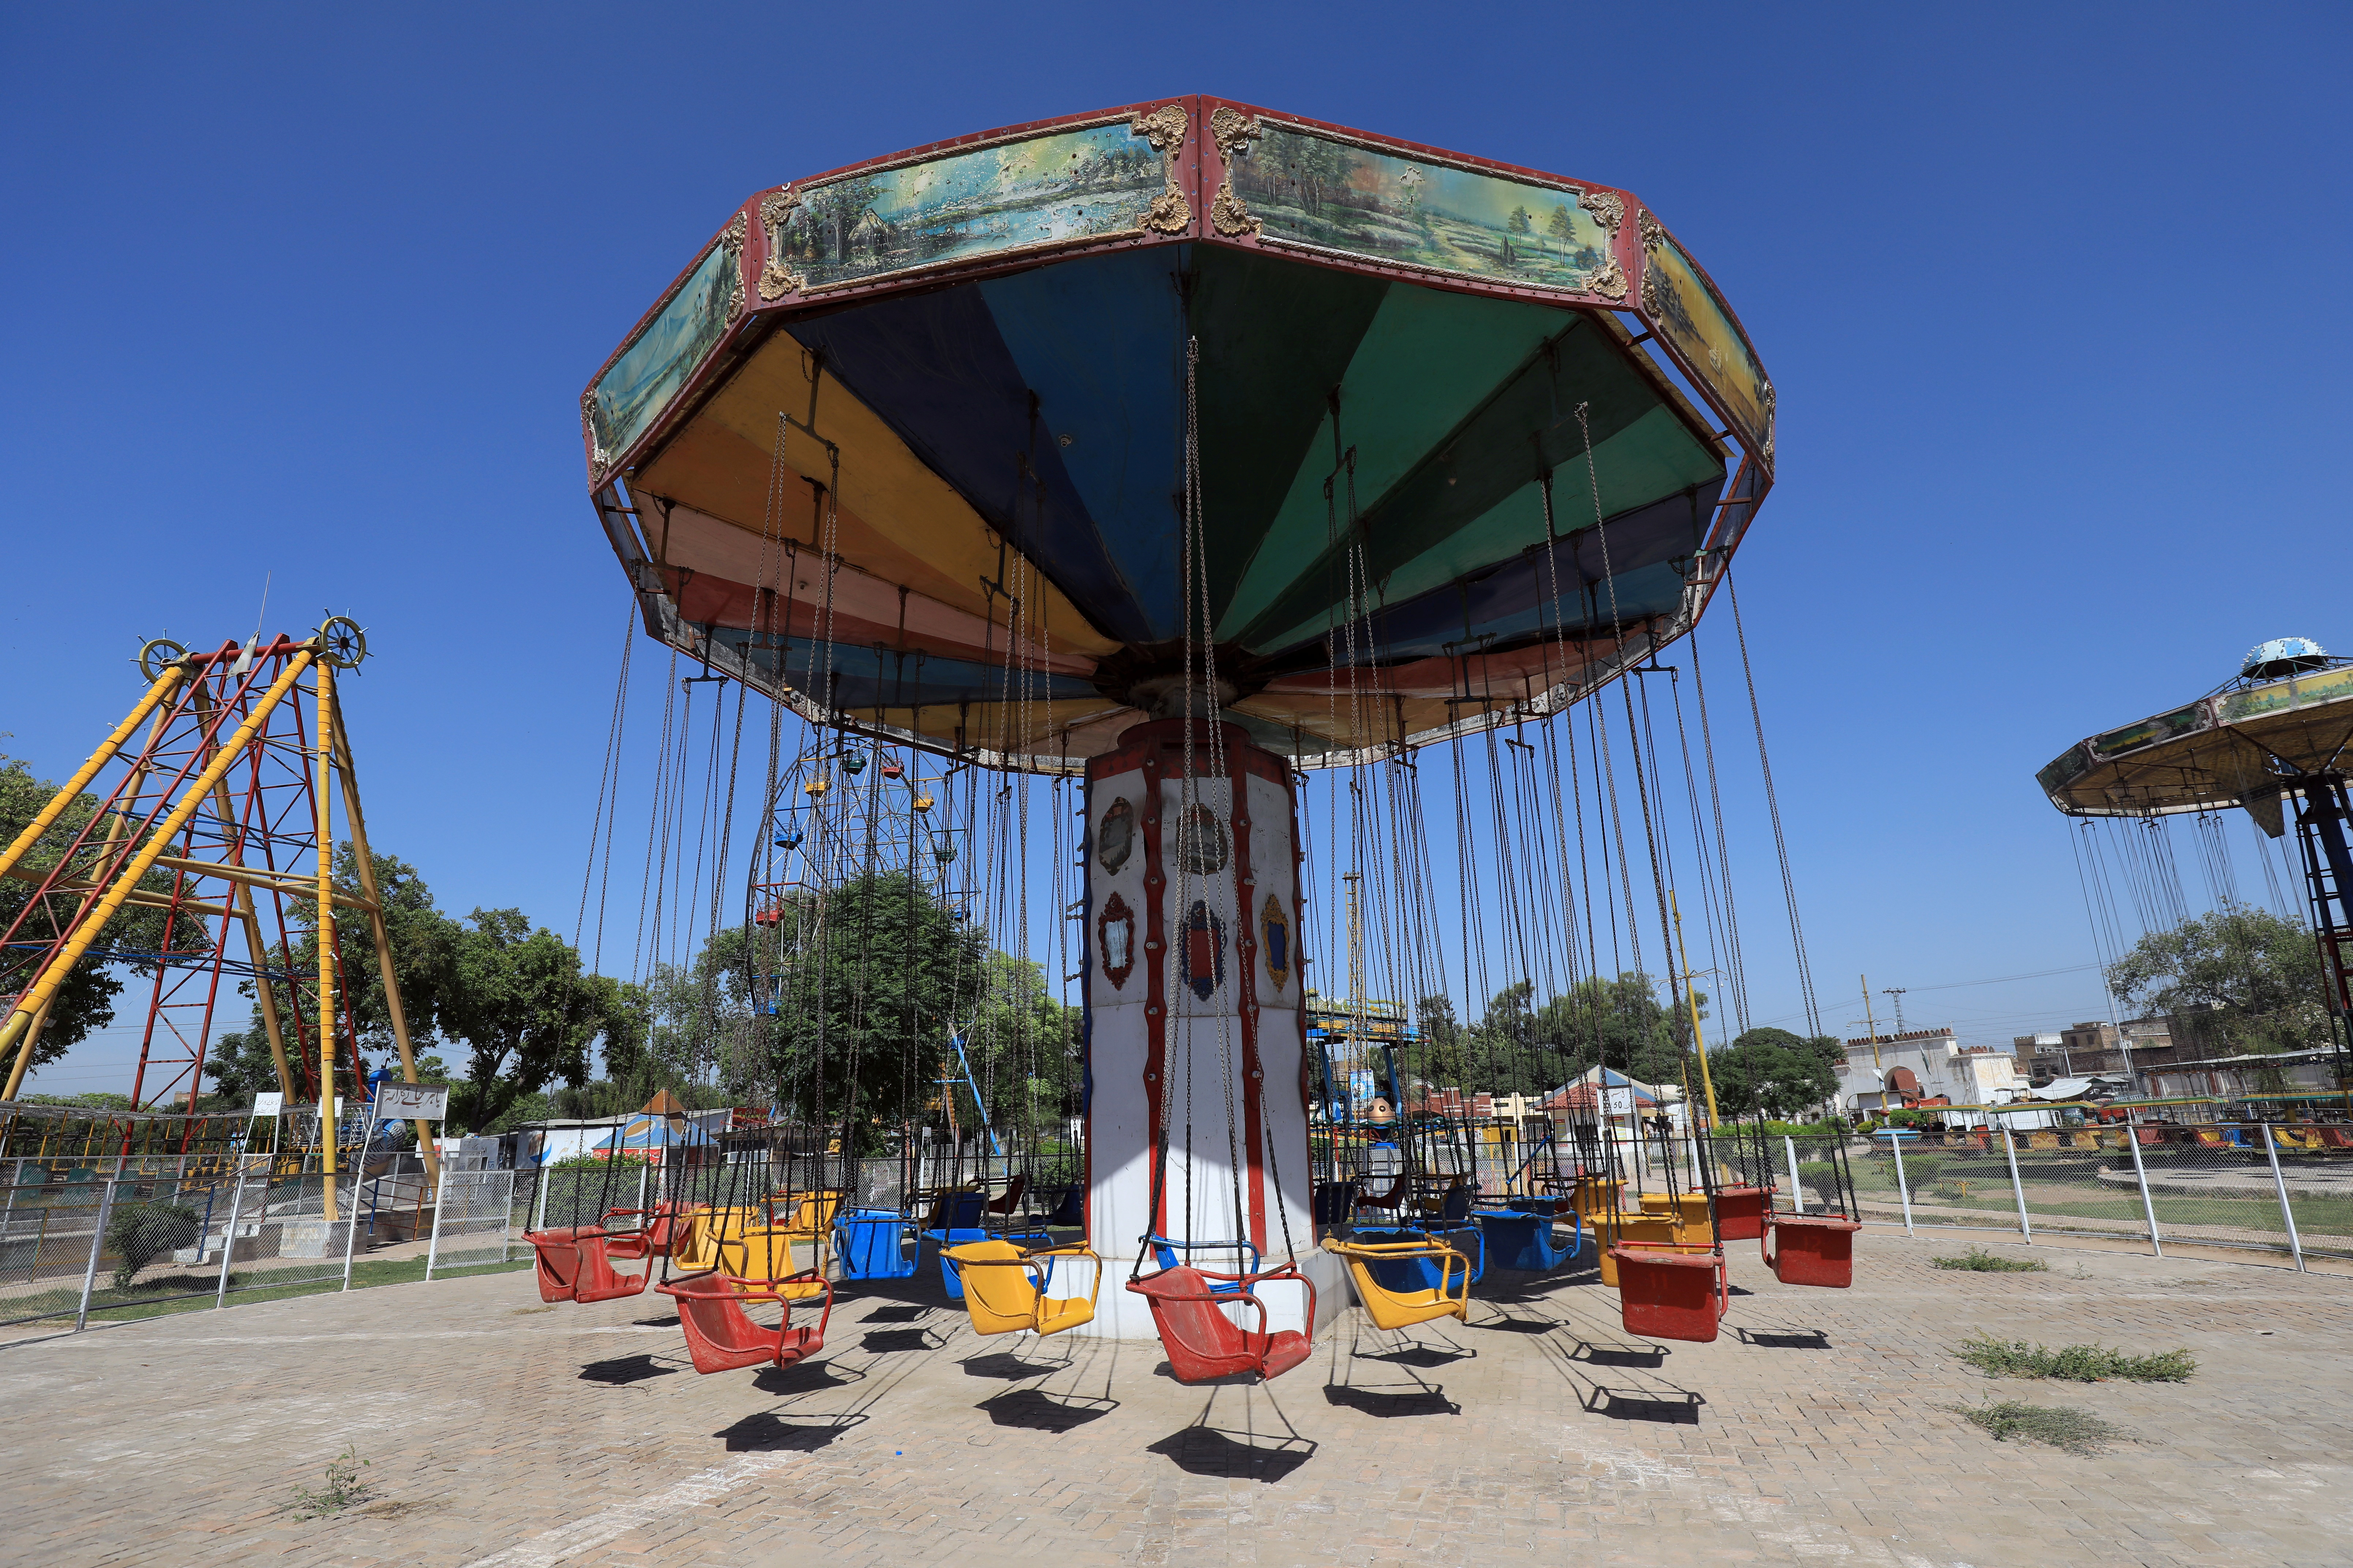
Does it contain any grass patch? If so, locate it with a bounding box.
[1931,1246,2048,1273]
[1954,1333,2195,1382]
[285,1444,378,1519]
[1951,1399,2132,1455]
[1,1255,531,1328]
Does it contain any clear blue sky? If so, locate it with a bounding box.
[6,4,2347,1094]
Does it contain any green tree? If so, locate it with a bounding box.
[440,908,637,1132]
[760,870,986,1139]
[1508,204,1534,235]
[1708,1026,1842,1119]
[1546,204,1574,259]
[1414,993,1468,1087]
[2105,902,2329,1058]
[206,847,465,1104]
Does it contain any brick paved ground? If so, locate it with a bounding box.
[5,1230,2348,1567]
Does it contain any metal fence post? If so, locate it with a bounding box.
[500,1168,511,1265]
[1783,1136,1805,1213]
[2125,1120,2163,1257]
[1891,1132,1915,1236]
[214,1156,250,1308]
[530,1158,549,1233]
[2262,1128,2307,1273]
[2000,1125,2033,1243]
[340,1167,364,1291]
[75,1167,122,1332]
[424,1165,448,1282]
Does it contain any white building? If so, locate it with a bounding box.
[1838,1027,2032,1126]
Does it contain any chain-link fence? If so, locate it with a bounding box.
[1765,1124,2350,1266]
[0,1153,520,1336]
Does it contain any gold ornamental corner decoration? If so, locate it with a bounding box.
[1761,380,1777,462]
[1129,102,1193,236]
[1636,209,1665,318]
[581,386,611,480]
[1577,189,1628,299]
[1208,106,1263,237]
[718,212,749,319]
[757,188,806,301]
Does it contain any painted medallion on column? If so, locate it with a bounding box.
[1176,803,1229,874]
[1098,892,1136,990]
[1180,899,1226,999]
[1096,797,1134,875]
[1261,895,1291,993]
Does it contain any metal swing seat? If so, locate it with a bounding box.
[1320,1234,1470,1331]
[1472,1204,1582,1271]
[942,1238,1104,1336]
[1609,1240,1730,1342]
[1125,1260,1319,1383]
[657,1269,833,1374]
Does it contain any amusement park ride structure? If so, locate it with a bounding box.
[2040,636,2353,1069]
[0,621,437,1197]
[579,97,1782,1341]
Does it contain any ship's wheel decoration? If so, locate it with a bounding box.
[1181,899,1226,1000]
[1098,892,1136,990]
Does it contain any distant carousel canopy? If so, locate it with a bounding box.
[579,96,1774,770]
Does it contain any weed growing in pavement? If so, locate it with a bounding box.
[1931,1246,2047,1273]
[1950,1400,2132,1455]
[284,1445,378,1519]
[1954,1333,2195,1382]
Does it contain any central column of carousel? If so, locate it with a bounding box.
[1075,717,1335,1339]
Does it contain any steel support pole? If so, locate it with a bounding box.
[1783,1136,1804,1213]
[424,1164,447,1282]
[75,1169,121,1331]
[214,1155,250,1307]
[2125,1118,2163,1257]
[341,1094,380,1291]
[312,659,340,1222]
[532,1156,550,1232]
[2001,1125,2033,1243]
[1891,1132,1915,1236]
[2263,1129,2307,1273]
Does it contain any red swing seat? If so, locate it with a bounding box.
[1761,1212,1861,1287]
[525,1226,600,1303]
[1712,1184,1770,1242]
[600,1201,683,1261]
[1126,1264,1316,1383]
[657,1271,832,1375]
[1610,1241,1729,1342]
[572,1231,652,1302]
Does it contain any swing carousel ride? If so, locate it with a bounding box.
[2038,636,2353,1068]
[545,96,1845,1378]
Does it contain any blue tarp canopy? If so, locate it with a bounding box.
[594,1114,717,1152]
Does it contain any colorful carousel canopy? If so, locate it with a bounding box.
[2037,647,2353,822]
[582,97,1775,771]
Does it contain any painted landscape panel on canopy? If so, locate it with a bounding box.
[1641,224,1772,456]
[776,121,1166,293]
[588,240,737,466]
[1236,123,1620,294]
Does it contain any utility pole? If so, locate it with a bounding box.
[1881,986,1908,1037]
[1859,976,1883,1071]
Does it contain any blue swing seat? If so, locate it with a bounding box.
[833,1208,919,1280]
[1472,1207,1582,1271]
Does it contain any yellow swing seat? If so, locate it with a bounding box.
[941,1239,1102,1336]
[1321,1236,1470,1331]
